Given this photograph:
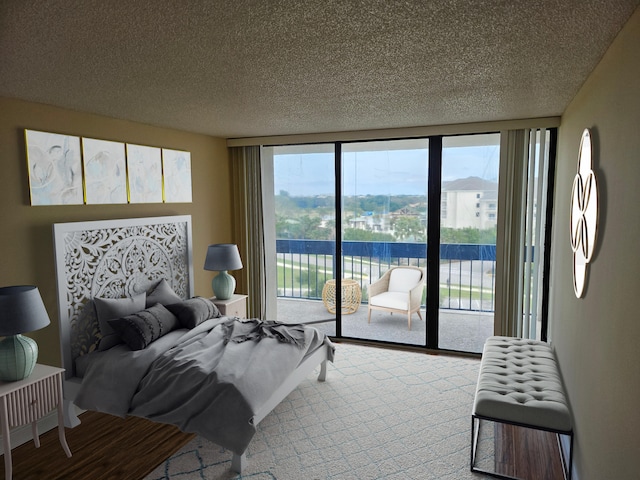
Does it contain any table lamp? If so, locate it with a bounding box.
[204,244,243,300]
[0,286,51,382]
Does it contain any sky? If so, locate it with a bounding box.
[274,143,500,197]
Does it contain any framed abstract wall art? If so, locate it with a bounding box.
[126,144,163,203]
[162,148,192,203]
[82,138,127,204]
[25,129,83,205]
[24,129,193,206]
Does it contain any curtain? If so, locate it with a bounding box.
[230,146,275,319]
[495,129,552,339]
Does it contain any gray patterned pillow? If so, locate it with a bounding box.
[94,293,146,351]
[108,303,179,351]
[146,278,182,307]
[166,297,220,329]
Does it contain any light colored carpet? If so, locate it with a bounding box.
[145,343,488,480]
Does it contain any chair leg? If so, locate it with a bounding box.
[408,312,411,330]
[368,307,372,323]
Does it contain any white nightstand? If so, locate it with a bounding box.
[0,364,72,479]
[212,294,248,319]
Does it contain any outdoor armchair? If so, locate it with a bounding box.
[367,266,425,330]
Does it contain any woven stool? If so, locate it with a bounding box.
[322,279,362,314]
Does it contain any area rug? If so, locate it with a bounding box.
[145,343,488,480]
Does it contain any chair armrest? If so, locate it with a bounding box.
[369,279,387,298]
[409,282,424,309]
[368,270,391,298]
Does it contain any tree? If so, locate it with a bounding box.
[343,228,395,242]
[275,214,293,238]
[440,227,496,244]
[393,216,425,241]
[277,215,332,240]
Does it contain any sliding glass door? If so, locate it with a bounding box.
[438,134,500,353]
[341,140,428,345]
[271,144,337,336]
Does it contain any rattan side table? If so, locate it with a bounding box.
[322,279,362,314]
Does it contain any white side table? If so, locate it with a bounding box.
[212,294,248,319]
[0,364,72,479]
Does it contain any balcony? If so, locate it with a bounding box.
[276,239,496,353]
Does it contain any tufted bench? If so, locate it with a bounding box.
[471,336,573,480]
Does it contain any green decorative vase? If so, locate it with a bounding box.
[0,334,38,382]
[212,270,236,300]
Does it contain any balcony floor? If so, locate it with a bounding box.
[276,298,493,353]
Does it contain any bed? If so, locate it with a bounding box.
[52,215,334,473]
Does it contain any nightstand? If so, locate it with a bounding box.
[0,364,72,479]
[212,294,248,318]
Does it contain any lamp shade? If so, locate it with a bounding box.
[0,286,50,381]
[204,244,243,272]
[0,286,51,336]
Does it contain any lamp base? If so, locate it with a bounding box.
[0,334,38,382]
[212,270,236,300]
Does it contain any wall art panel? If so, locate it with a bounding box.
[82,138,127,204]
[25,129,83,205]
[162,148,192,203]
[127,144,163,203]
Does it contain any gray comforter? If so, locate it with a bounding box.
[75,317,333,455]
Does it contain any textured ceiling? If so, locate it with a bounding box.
[1,1,638,139]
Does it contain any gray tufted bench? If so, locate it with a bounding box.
[471,336,573,480]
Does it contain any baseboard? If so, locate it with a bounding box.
[0,411,59,456]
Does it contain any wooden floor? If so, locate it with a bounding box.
[495,423,567,480]
[0,411,194,480]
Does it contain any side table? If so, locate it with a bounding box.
[322,279,362,314]
[0,364,72,479]
[212,294,248,319]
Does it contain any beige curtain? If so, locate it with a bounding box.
[230,146,268,319]
[495,129,550,339]
[495,130,528,337]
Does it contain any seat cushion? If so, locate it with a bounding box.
[388,268,422,292]
[370,291,409,310]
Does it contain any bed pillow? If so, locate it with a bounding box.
[146,278,182,307]
[94,293,146,350]
[108,303,179,351]
[166,297,220,329]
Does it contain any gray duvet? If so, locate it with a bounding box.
[75,317,332,455]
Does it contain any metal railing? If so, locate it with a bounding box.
[276,239,496,312]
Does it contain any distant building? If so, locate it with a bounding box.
[441,176,498,229]
[343,177,498,234]
[348,215,385,232]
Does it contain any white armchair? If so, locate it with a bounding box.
[367,266,425,330]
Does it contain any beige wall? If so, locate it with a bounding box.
[550,7,640,480]
[0,96,232,368]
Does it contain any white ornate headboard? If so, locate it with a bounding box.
[53,215,194,380]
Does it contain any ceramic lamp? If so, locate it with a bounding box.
[204,244,243,300]
[0,286,51,382]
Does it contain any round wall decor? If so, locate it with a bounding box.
[569,128,598,298]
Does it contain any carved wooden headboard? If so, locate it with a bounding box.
[53,215,194,379]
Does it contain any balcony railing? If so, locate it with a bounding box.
[276,239,496,312]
